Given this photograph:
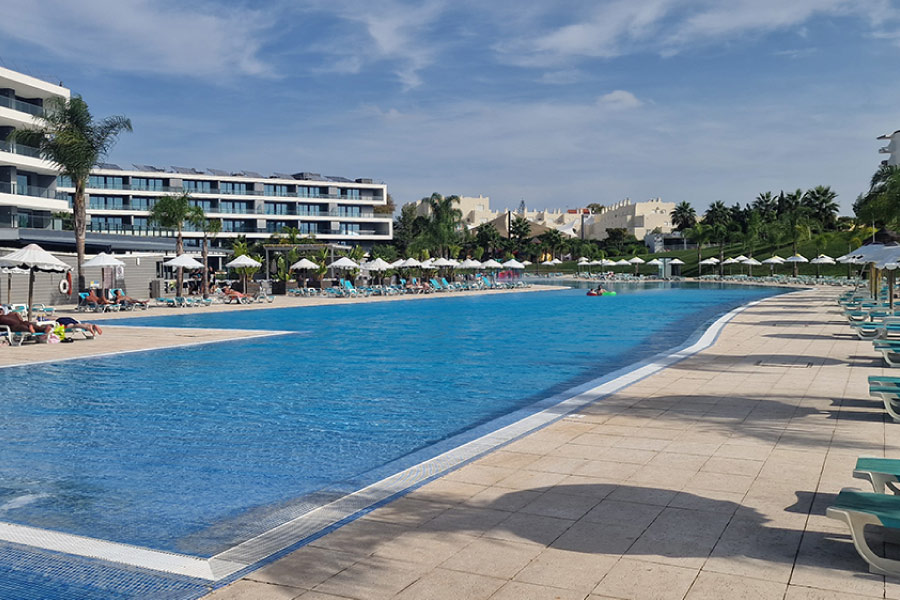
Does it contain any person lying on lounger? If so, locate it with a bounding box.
[55,317,102,336]
[0,312,53,335]
[113,290,147,307]
[221,286,247,302]
[86,289,112,306]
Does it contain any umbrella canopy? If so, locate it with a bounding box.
[628,256,646,264]
[699,258,719,265]
[550,258,563,265]
[0,244,72,322]
[420,258,436,269]
[669,258,685,265]
[460,259,482,269]
[762,256,784,265]
[810,254,836,265]
[390,258,406,268]
[0,244,71,273]
[722,258,738,265]
[734,255,749,262]
[502,259,525,269]
[577,256,589,262]
[225,254,262,269]
[165,254,204,269]
[614,259,631,266]
[482,259,503,269]
[588,259,603,266]
[521,260,532,266]
[646,258,663,266]
[540,260,555,266]
[742,258,762,266]
[400,257,422,268]
[364,257,392,271]
[328,257,359,269]
[431,257,453,267]
[785,253,808,263]
[290,258,320,270]
[82,252,125,268]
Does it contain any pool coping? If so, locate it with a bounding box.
[0,289,797,583]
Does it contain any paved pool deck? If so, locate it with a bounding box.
[203,286,900,600]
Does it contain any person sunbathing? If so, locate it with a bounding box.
[222,286,247,302]
[86,289,112,306]
[55,316,102,336]
[114,290,147,307]
[0,312,53,336]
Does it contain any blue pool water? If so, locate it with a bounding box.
[0,283,786,559]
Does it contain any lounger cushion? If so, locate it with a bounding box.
[831,490,900,529]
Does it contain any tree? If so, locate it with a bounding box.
[855,165,900,228]
[150,192,194,294]
[751,192,777,223]
[537,228,564,260]
[371,244,398,262]
[704,201,730,227]
[686,223,713,271]
[509,216,532,254]
[393,204,424,255]
[670,201,696,231]
[7,95,131,290]
[475,223,502,258]
[422,193,462,257]
[188,209,220,298]
[374,193,396,215]
[804,185,839,231]
[586,203,605,214]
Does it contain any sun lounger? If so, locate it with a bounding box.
[853,457,900,494]
[827,489,900,577]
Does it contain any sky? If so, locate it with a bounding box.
[1,0,899,216]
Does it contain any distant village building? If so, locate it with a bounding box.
[878,129,900,166]
[406,195,672,242]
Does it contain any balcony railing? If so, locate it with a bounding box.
[0,95,44,117]
[87,223,175,237]
[0,140,42,159]
[0,181,58,199]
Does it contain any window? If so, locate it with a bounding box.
[339,223,361,236]
[221,181,247,195]
[265,202,290,215]
[297,186,322,198]
[222,219,254,232]
[89,175,124,190]
[90,216,124,229]
[343,188,361,199]
[132,177,163,191]
[57,175,73,188]
[88,195,125,210]
[133,216,149,229]
[264,184,289,197]
[190,199,214,211]
[300,222,318,234]
[129,196,154,210]
[183,180,212,193]
[266,220,292,233]
[297,204,320,216]
[337,206,361,217]
[220,201,252,214]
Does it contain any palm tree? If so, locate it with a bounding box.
[423,193,462,257]
[475,223,502,258]
[686,222,712,272]
[804,186,839,230]
[704,201,730,227]
[751,192,777,223]
[509,216,532,254]
[537,229,564,260]
[188,208,221,298]
[670,201,696,231]
[149,192,194,294]
[6,95,131,290]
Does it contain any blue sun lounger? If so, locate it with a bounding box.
[853,457,900,494]
[827,489,900,577]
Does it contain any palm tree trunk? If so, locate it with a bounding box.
[201,233,209,298]
[73,179,87,291]
[176,230,184,295]
[718,242,724,277]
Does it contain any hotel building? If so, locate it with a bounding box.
[0,67,392,255]
[878,129,900,167]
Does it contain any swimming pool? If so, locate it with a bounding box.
[0,283,786,569]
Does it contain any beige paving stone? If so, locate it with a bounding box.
[684,471,755,495]
[518,489,601,520]
[513,548,617,592]
[527,455,589,475]
[489,580,587,600]
[443,464,517,486]
[783,586,883,600]
[626,507,732,569]
[313,556,429,600]
[700,456,764,477]
[704,516,804,583]
[372,530,480,567]
[581,498,664,530]
[574,459,641,481]
[495,469,569,491]
[476,450,542,470]
[464,486,544,512]
[248,546,361,589]
[593,558,699,600]
[684,571,787,599]
[296,591,355,600]
[439,537,543,579]
[393,568,505,600]
[484,512,574,546]
[417,505,512,535]
[203,578,303,600]
[362,497,451,527]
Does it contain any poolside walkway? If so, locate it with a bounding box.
[206,287,900,600]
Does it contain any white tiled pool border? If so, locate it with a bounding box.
[0,293,787,581]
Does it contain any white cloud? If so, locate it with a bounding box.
[0,0,274,79]
[597,90,643,110]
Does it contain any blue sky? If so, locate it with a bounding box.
[1,0,898,215]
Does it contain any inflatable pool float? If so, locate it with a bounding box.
[586,291,616,296]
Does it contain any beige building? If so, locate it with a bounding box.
[584,197,675,241]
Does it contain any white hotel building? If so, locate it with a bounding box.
[0,67,392,255]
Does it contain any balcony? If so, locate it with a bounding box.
[0,181,57,199]
[0,95,44,117]
[880,147,892,154]
[0,140,42,159]
[86,223,175,237]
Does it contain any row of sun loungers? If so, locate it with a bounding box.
[288,276,531,299]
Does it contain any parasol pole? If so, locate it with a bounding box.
[27,269,35,322]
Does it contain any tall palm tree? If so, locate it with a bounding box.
[509,216,532,254]
[686,223,712,272]
[804,186,839,230]
[704,201,730,227]
[751,192,777,223]
[188,208,221,298]
[423,193,462,257]
[150,192,194,293]
[670,201,696,231]
[475,223,502,258]
[537,228,564,260]
[6,95,131,290]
